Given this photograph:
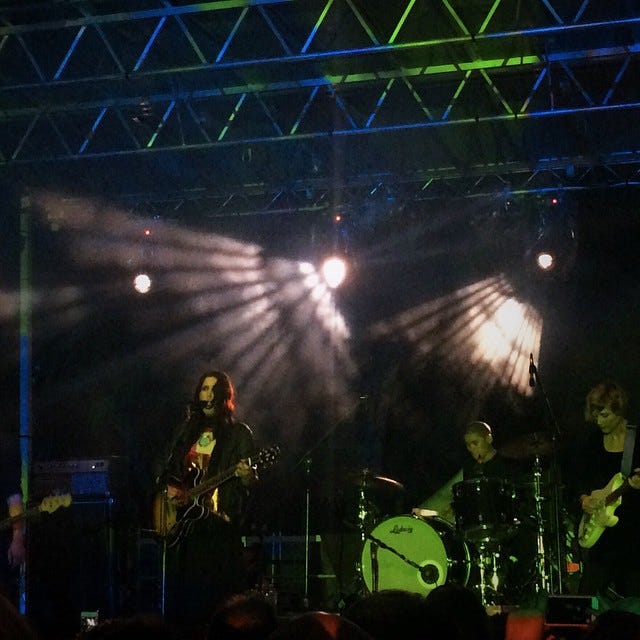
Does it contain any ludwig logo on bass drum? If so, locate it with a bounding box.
[389,524,413,534]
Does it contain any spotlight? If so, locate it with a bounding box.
[535,251,555,271]
[321,256,347,289]
[133,272,152,294]
[525,196,577,279]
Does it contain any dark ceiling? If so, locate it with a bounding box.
[1,0,639,218]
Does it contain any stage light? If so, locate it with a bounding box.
[535,251,555,271]
[321,256,347,289]
[28,190,358,441]
[133,272,152,294]
[525,196,577,278]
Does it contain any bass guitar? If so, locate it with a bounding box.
[154,445,280,548]
[0,494,72,532]
[578,472,630,548]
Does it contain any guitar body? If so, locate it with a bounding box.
[153,445,280,548]
[578,472,626,549]
[152,491,177,537]
[153,467,216,547]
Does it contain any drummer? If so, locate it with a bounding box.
[462,421,520,481]
[416,421,518,522]
[465,421,546,601]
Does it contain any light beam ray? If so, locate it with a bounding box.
[26,190,358,448]
[370,274,542,395]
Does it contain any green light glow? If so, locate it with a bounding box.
[325,55,539,85]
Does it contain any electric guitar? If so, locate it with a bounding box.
[0,494,72,532]
[154,445,280,548]
[578,472,631,548]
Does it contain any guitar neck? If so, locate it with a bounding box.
[181,447,278,502]
[605,477,630,506]
[187,463,244,501]
[0,505,40,532]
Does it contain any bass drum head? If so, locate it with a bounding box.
[360,515,469,596]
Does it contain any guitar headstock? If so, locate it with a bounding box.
[251,445,281,470]
[39,493,73,514]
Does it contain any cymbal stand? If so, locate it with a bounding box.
[474,540,505,606]
[356,472,371,541]
[531,455,552,594]
[529,353,564,594]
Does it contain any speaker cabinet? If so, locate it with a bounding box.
[242,533,361,613]
[27,498,133,638]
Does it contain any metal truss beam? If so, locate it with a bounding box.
[106,153,640,220]
[1,0,639,213]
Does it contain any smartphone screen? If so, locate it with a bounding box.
[80,611,99,631]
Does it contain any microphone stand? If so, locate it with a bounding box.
[292,395,366,608]
[303,456,312,610]
[529,355,564,595]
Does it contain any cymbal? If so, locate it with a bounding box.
[345,469,404,491]
[500,431,560,459]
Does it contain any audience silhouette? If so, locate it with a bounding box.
[342,589,428,640]
[7,581,640,640]
[0,592,39,640]
[583,609,640,640]
[208,592,278,640]
[267,611,372,640]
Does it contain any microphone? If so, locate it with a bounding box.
[529,353,536,388]
[185,400,208,421]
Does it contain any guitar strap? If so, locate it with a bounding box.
[620,423,637,478]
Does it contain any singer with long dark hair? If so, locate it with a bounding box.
[156,370,257,630]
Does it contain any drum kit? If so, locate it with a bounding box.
[351,431,565,607]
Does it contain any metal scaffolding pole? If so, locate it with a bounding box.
[18,194,32,615]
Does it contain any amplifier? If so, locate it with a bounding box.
[241,534,343,612]
[32,457,128,499]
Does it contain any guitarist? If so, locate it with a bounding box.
[570,381,640,599]
[0,434,26,602]
[161,370,258,631]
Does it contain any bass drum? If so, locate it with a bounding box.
[360,515,470,596]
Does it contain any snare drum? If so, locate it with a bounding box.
[360,515,470,595]
[452,477,518,542]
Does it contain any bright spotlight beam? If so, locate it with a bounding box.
[133,273,152,294]
[535,251,555,271]
[321,256,347,289]
[370,274,543,395]
[27,189,359,443]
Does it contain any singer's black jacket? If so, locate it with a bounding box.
[165,411,255,523]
